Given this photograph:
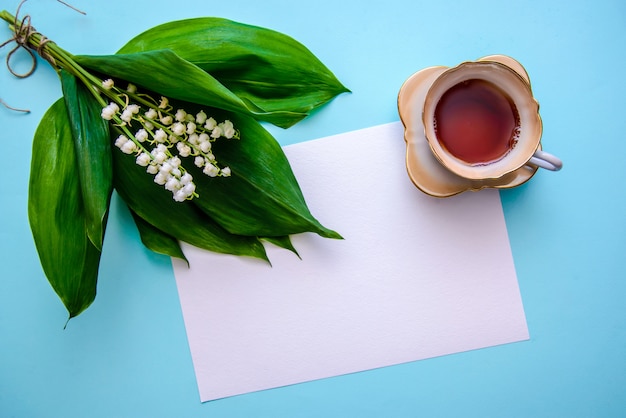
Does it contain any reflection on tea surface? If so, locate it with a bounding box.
[434,79,520,165]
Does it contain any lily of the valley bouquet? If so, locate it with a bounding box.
[1,3,348,321]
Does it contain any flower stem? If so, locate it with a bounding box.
[1,9,114,108]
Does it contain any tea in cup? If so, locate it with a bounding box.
[422,60,562,180]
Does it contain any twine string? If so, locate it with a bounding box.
[1,0,86,112]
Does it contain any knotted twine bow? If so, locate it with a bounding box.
[0,0,85,112]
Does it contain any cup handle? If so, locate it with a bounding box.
[527,149,563,171]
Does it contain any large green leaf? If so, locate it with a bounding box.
[28,98,102,319]
[262,236,301,258]
[116,17,349,118]
[75,50,305,128]
[183,105,341,239]
[59,69,112,251]
[129,210,188,265]
[111,134,269,261]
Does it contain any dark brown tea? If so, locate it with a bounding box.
[434,79,519,165]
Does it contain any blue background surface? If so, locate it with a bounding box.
[1,0,624,416]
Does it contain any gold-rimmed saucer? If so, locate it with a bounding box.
[397,55,540,198]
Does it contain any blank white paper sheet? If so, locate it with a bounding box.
[172,122,529,402]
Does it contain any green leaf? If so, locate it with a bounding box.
[75,50,305,128]
[184,105,341,240]
[129,210,188,265]
[59,69,112,251]
[111,135,269,261]
[116,17,349,118]
[262,236,301,258]
[28,98,102,318]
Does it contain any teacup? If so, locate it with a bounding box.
[422,60,562,180]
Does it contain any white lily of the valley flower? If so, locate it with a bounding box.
[171,122,185,136]
[99,85,238,202]
[114,135,128,148]
[165,177,181,192]
[154,129,167,143]
[199,140,211,153]
[100,102,119,120]
[154,172,168,185]
[144,108,157,120]
[173,189,188,202]
[120,141,137,154]
[181,172,193,185]
[186,122,196,135]
[195,110,207,125]
[204,117,217,130]
[175,109,187,122]
[136,152,151,167]
[203,164,218,177]
[222,120,236,139]
[135,129,148,142]
[211,126,223,138]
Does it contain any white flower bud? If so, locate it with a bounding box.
[102,79,114,90]
[135,129,148,142]
[195,110,207,125]
[121,141,137,154]
[165,177,181,192]
[224,127,236,139]
[127,83,137,93]
[182,182,196,196]
[172,122,186,136]
[101,107,115,120]
[154,172,168,185]
[204,117,217,130]
[121,109,134,123]
[173,189,188,202]
[203,164,218,177]
[169,156,181,168]
[176,142,191,157]
[186,122,196,135]
[221,167,231,177]
[146,164,159,174]
[115,135,128,149]
[175,109,187,122]
[188,133,199,145]
[199,140,211,153]
[158,96,169,109]
[136,153,151,166]
[160,162,173,174]
[145,108,157,119]
[154,129,167,143]
[154,152,167,164]
[194,156,205,167]
[181,172,193,185]
[160,115,173,126]
[211,126,223,138]
[222,120,236,139]
[127,104,140,114]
